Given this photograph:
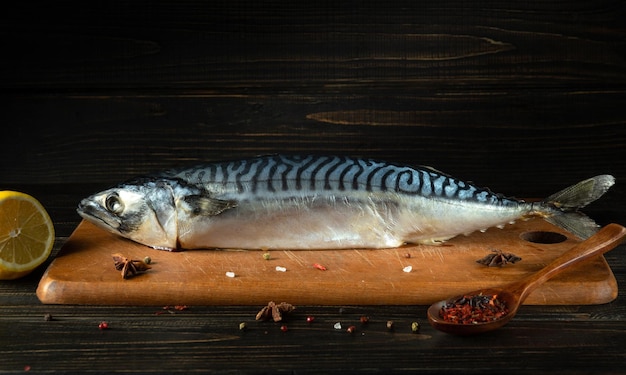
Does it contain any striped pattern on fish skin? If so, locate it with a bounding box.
[164,155,519,207]
[76,154,615,251]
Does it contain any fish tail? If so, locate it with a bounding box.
[536,175,615,239]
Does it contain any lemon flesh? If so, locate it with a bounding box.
[0,191,55,280]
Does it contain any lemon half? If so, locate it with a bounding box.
[0,191,55,280]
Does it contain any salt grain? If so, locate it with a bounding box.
[275,266,287,272]
[333,322,342,330]
[225,271,236,278]
[403,265,413,273]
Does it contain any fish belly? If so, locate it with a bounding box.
[176,195,526,250]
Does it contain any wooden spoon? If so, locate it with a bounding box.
[427,223,626,335]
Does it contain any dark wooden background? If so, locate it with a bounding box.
[1,1,625,373]
[2,1,625,194]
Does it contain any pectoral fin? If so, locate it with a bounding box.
[182,195,238,216]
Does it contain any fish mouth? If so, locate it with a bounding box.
[77,199,122,231]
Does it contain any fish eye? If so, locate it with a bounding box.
[105,193,124,214]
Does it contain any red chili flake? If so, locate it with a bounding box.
[359,315,370,324]
[312,263,327,271]
[346,325,356,334]
[439,293,509,324]
[156,305,189,315]
[306,315,315,323]
[24,365,31,372]
[280,325,288,332]
[98,321,109,330]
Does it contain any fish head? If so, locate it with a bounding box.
[77,178,183,250]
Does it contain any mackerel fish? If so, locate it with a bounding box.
[77,155,615,251]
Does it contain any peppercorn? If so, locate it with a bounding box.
[411,321,420,333]
[143,256,152,265]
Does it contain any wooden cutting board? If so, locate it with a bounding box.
[37,219,618,306]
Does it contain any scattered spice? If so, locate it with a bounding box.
[476,249,521,267]
[43,313,53,321]
[280,325,289,332]
[439,293,509,324]
[313,263,327,271]
[404,253,412,259]
[386,320,395,331]
[411,321,420,333]
[402,265,413,273]
[262,252,271,260]
[98,321,109,330]
[346,325,356,334]
[255,301,295,322]
[239,322,247,331]
[306,315,315,323]
[225,271,236,278]
[359,315,370,324]
[112,253,151,279]
[155,305,190,315]
[275,266,287,272]
[155,306,175,315]
[143,256,152,265]
[333,322,342,330]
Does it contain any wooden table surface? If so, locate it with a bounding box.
[1,1,625,373]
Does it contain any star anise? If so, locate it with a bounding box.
[255,301,295,322]
[476,249,521,267]
[112,253,151,279]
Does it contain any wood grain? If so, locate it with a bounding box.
[1,1,625,195]
[37,219,617,306]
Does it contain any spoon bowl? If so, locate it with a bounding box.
[427,288,519,335]
[427,223,626,335]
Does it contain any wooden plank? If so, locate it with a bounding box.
[2,94,625,189]
[3,2,625,89]
[36,219,618,306]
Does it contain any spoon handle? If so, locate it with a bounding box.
[512,223,626,302]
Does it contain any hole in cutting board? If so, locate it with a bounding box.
[520,231,568,244]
